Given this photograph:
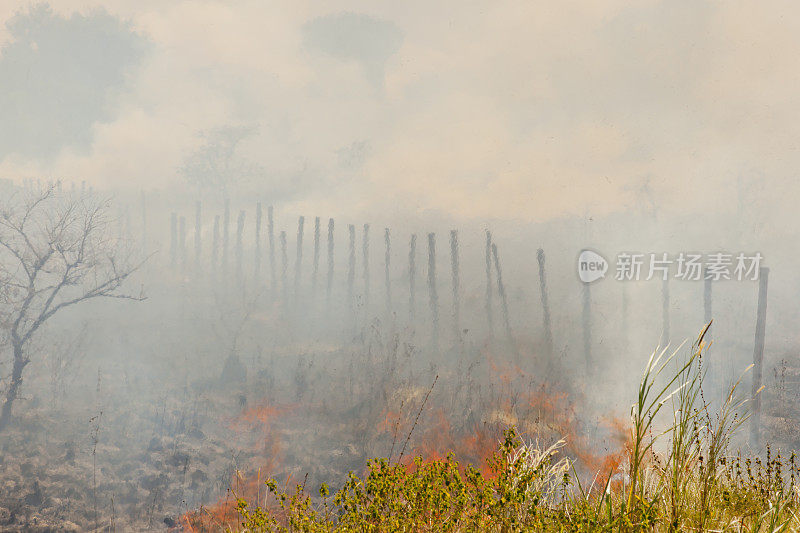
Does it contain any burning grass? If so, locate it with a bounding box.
[183,327,800,531]
[181,402,295,531]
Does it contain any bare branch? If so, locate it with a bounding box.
[0,187,146,347]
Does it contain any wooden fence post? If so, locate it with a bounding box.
[485,230,494,338]
[254,202,262,282]
[212,215,220,276]
[409,234,417,321]
[348,224,356,308]
[491,242,513,346]
[704,273,712,340]
[170,212,177,269]
[450,230,461,343]
[280,231,288,309]
[140,190,147,255]
[194,201,202,272]
[537,248,553,356]
[427,233,438,349]
[312,217,320,299]
[268,206,275,295]
[751,266,769,447]
[179,216,186,272]
[363,224,370,310]
[236,210,245,285]
[661,277,670,347]
[582,281,592,369]
[222,200,230,275]
[326,218,334,306]
[385,228,392,317]
[294,216,304,302]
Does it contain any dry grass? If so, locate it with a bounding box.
[183,326,800,532]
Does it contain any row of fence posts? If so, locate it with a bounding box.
[158,198,771,447]
[159,204,535,352]
[14,182,777,449]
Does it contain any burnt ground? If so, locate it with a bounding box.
[0,325,468,532]
[0,325,579,532]
[0,330,797,532]
[0,348,379,532]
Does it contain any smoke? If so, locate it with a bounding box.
[1,0,798,227]
[302,12,402,90]
[0,4,147,160]
[3,1,800,527]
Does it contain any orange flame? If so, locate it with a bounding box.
[180,401,295,531]
[396,408,501,478]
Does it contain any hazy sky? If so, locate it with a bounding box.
[1,1,798,222]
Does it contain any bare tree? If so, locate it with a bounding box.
[0,185,144,432]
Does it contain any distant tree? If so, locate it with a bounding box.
[0,185,144,432]
[179,125,263,197]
